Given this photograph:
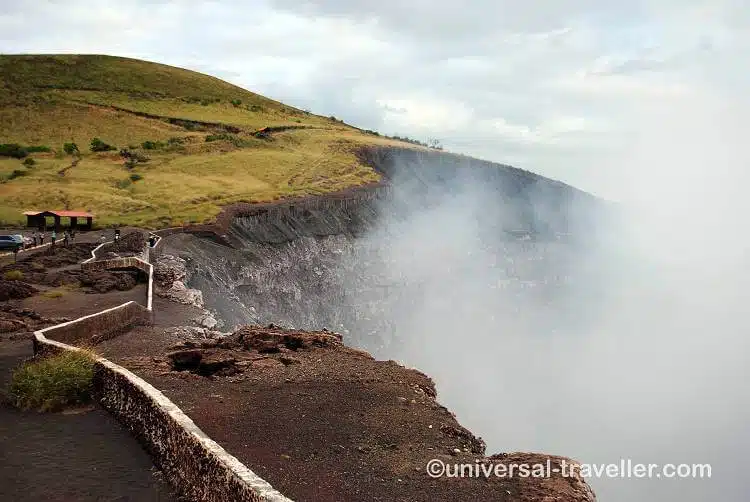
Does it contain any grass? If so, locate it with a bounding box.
[0,127,385,227]
[41,288,65,299]
[0,54,429,228]
[9,349,96,412]
[3,269,23,280]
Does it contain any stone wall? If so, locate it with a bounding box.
[83,240,111,264]
[81,256,154,315]
[32,332,292,502]
[81,256,151,275]
[37,301,151,345]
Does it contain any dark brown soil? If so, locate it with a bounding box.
[12,284,147,319]
[0,243,97,274]
[0,242,142,294]
[78,269,139,293]
[0,280,37,302]
[98,325,595,502]
[0,304,72,339]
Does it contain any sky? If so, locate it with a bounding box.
[1,0,748,200]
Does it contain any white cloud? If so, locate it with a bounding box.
[1,0,747,200]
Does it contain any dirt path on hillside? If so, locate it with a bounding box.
[0,339,178,502]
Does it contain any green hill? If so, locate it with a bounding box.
[0,54,420,228]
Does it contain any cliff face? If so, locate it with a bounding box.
[186,146,604,247]
[162,145,609,353]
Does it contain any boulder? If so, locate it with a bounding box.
[156,280,204,308]
[195,312,219,329]
[167,349,203,371]
[154,254,188,287]
[166,348,239,376]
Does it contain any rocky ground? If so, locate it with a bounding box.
[0,234,149,340]
[153,253,222,329]
[95,230,149,261]
[97,324,595,502]
[0,243,142,296]
[0,304,72,340]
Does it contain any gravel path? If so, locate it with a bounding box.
[0,339,178,502]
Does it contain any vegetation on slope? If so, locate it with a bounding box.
[9,349,95,412]
[0,54,428,227]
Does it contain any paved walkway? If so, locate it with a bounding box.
[0,339,178,502]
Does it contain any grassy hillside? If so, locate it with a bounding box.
[0,54,421,227]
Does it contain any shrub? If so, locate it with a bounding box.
[90,137,116,152]
[26,145,51,153]
[9,350,95,412]
[42,289,65,299]
[205,133,229,142]
[63,142,79,155]
[0,143,28,159]
[167,136,185,145]
[248,105,263,112]
[129,173,143,182]
[8,169,28,180]
[119,149,150,168]
[3,270,24,280]
[141,140,164,150]
[231,99,242,107]
[23,157,36,167]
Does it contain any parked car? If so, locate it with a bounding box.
[0,235,23,251]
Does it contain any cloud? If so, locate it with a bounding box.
[3,0,747,200]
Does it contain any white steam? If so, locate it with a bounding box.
[350,94,750,501]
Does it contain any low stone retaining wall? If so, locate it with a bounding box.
[81,256,154,314]
[36,301,151,346]
[32,332,292,502]
[82,256,151,274]
[83,240,112,264]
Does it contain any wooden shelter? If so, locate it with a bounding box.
[23,210,94,231]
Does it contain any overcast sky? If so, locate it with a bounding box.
[1,0,748,198]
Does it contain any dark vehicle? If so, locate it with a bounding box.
[0,235,23,251]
